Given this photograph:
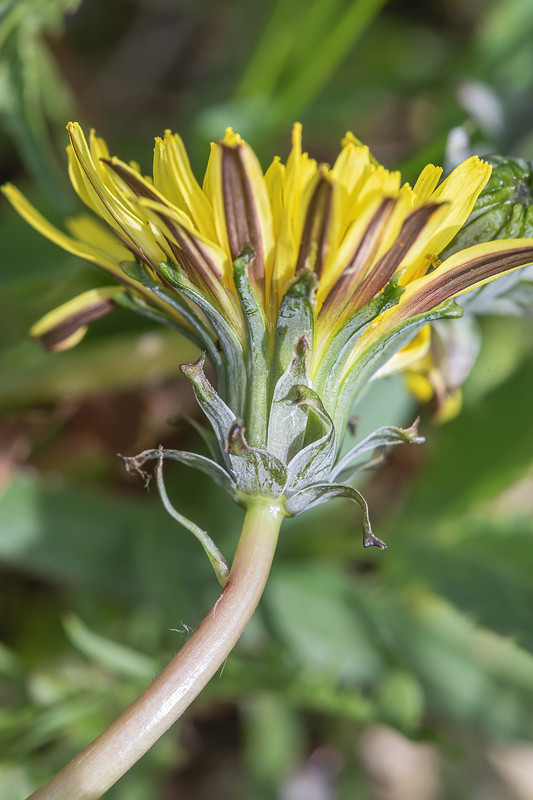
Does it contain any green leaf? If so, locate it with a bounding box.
[62,614,158,681]
[0,471,226,621]
[0,0,80,211]
[405,348,533,519]
[385,521,533,653]
[265,564,384,684]
[395,594,533,739]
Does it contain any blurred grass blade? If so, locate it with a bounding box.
[235,0,388,132]
[235,0,308,99]
[0,0,81,212]
[270,0,388,122]
[63,613,158,681]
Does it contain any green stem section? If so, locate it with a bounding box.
[27,499,285,800]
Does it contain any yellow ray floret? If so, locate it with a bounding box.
[4,122,533,372]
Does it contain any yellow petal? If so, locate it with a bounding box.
[354,165,402,211]
[30,286,123,350]
[405,353,464,423]
[399,156,492,283]
[412,164,443,201]
[294,170,337,277]
[222,127,243,147]
[154,131,217,241]
[67,123,164,267]
[140,197,232,286]
[1,184,186,326]
[317,180,413,319]
[341,132,380,166]
[405,371,434,403]
[434,389,462,423]
[271,123,319,297]
[351,202,446,311]
[2,183,124,277]
[318,193,395,306]
[203,141,228,254]
[398,238,533,319]
[264,156,285,239]
[65,214,132,263]
[330,140,371,197]
[347,238,533,374]
[318,196,398,328]
[373,325,431,379]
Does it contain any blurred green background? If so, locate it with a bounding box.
[2,1,533,798]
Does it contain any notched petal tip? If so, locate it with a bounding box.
[66,122,90,153]
[341,131,377,163]
[222,127,243,147]
[291,122,303,150]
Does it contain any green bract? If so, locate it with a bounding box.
[122,259,430,579]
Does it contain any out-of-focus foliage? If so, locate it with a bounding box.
[0,0,80,209]
[2,1,533,799]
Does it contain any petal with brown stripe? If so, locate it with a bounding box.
[30,287,122,351]
[295,171,335,279]
[350,202,445,309]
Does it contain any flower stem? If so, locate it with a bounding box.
[28,498,285,800]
